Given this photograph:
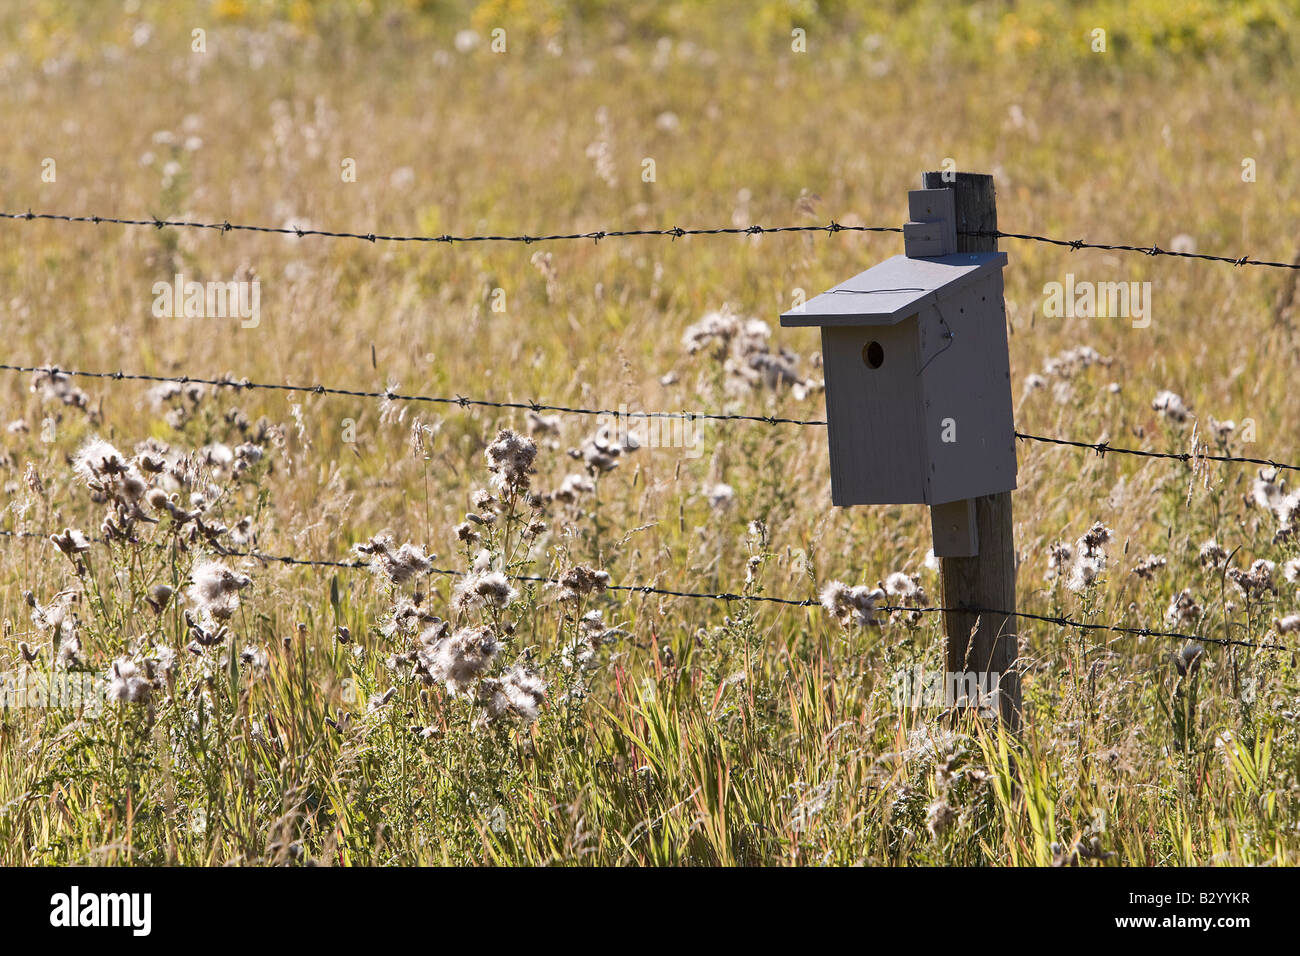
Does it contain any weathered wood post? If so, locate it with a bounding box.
[780,170,1021,728]
[921,171,1020,729]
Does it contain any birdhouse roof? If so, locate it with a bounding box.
[781,251,1007,327]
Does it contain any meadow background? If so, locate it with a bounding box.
[1,0,1300,865]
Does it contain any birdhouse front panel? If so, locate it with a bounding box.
[820,321,926,505]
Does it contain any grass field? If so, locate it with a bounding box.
[3,0,1300,865]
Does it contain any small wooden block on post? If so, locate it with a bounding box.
[903,188,958,257]
[930,498,978,557]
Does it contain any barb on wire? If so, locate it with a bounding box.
[0,529,1287,652]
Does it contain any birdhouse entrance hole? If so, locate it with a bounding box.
[862,340,884,368]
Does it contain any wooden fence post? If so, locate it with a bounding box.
[920,170,1021,729]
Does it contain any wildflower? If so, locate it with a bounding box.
[1062,523,1113,592]
[146,584,173,615]
[820,581,886,627]
[27,589,78,641]
[383,594,440,640]
[1046,541,1074,581]
[150,645,177,681]
[1066,554,1103,592]
[1079,522,1112,555]
[570,426,631,474]
[418,625,500,696]
[481,665,547,722]
[1173,642,1204,677]
[705,483,735,510]
[107,659,151,704]
[1284,559,1300,584]
[49,528,92,556]
[73,437,147,502]
[201,443,235,471]
[1227,559,1276,599]
[1199,540,1228,566]
[1275,615,1300,634]
[238,645,270,678]
[453,570,517,612]
[1152,390,1190,423]
[682,309,741,356]
[229,515,255,547]
[553,473,596,502]
[1023,373,1047,393]
[526,410,560,435]
[1130,555,1167,580]
[355,535,433,586]
[1042,345,1108,379]
[30,367,90,410]
[579,608,625,647]
[557,565,611,601]
[368,688,397,712]
[883,571,929,626]
[1166,590,1202,629]
[884,572,920,598]
[455,521,480,543]
[681,308,816,396]
[232,442,264,476]
[926,799,956,840]
[485,429,537,492]
[1251,469,1284,512]
[1208,418,1236,441]
[57,631,82,667]
[187,559,252,621]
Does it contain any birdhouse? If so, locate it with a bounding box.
[780,188,1016,550]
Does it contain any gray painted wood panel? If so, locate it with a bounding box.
[930,498,978,556]
[821,322,927,504]
[905,188,957,257]
[920,272,1017,504]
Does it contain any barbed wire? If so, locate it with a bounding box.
[0,528,1287,652]
[4,362,1297,473]
[0,363,827,427]
[0,210,902,245]
[971,229,1300,271]
[1015,431,1300,473]
[5,208,1300,271]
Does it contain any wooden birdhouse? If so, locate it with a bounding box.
[780,187,1016,554]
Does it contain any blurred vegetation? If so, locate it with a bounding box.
[6,0,1300,73]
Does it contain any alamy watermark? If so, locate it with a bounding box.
[50,886,151,936]
[594,404,704,460]
[152,272,260,328]
[890,666,1001,718]
[1042,273,1152,328]
[1,670,107,716]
